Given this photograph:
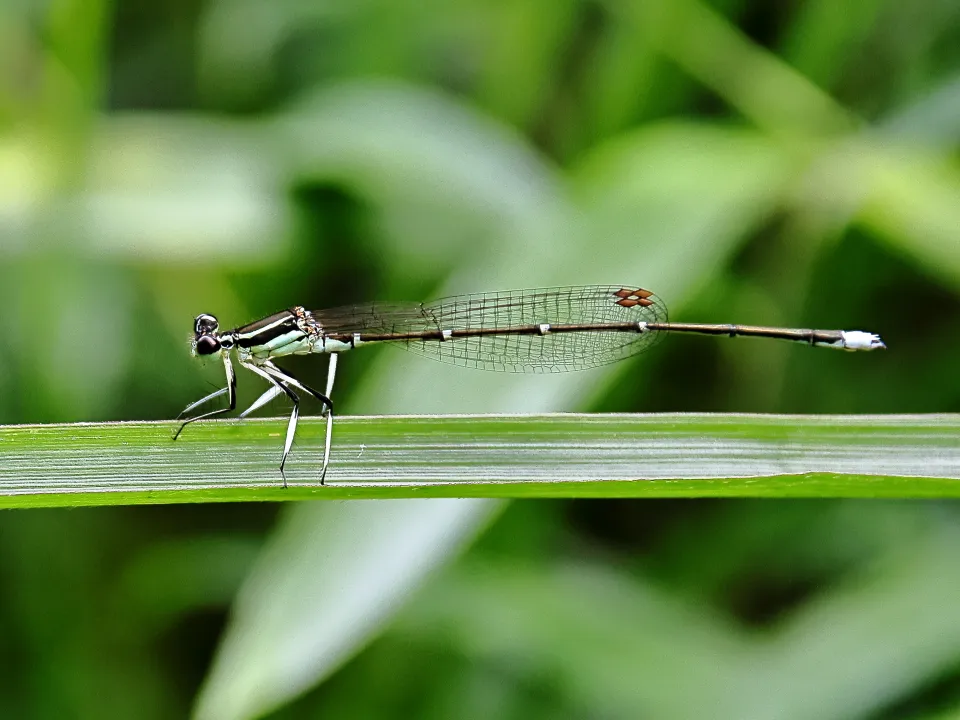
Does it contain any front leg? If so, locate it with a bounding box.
[177,386,228,420]
[173,354,237,440]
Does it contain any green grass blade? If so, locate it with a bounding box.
[0,413,957,507]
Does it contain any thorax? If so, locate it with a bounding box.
[228,306,329,361]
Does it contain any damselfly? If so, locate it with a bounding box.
[174,285,885,486]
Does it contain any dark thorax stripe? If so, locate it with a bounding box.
[233,310,299,348]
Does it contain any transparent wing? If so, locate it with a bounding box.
[313,285,668,373]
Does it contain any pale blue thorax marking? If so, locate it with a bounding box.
[249,331,312,359]
[235,314,291,341]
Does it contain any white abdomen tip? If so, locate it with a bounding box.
[841,331,886,351]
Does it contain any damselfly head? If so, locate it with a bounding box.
[193,313,222,356]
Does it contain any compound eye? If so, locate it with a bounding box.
[195,336,221,356]
[195,314,219,335]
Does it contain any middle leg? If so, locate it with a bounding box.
[240,361,300,489]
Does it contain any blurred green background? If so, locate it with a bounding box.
[2,0,960,717]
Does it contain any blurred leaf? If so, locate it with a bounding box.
[649,500,934,600]
[0,116,291,264]
[862,76,960,284]
[117,535,263,635]
[19,260,135,420]
[788,75,960,291]
[399,519,960,720]
[400,559,749,719]
[40,0,109,149]
[571,122,800,296]
[656,0,854,137]
[83,116,291,264]
[198,0,345,105]
[881,75,960,150]
[918,708,960,720]
[576,0,673,142]
[740,522,960,720]
[472,0,580,130]
[782,0,882,90]
[275,80,567,268]
[858,149,960,287]
[193,498,500,720]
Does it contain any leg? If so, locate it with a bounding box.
[241,361,300,489]
[323,353,338,416]
[177,386,228,419]
[261,361,333,410]
[173,355,237,441]
[240,353,334,419]
[320,355,338,481]
[239,384,285,419]
[261,360,335,485]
